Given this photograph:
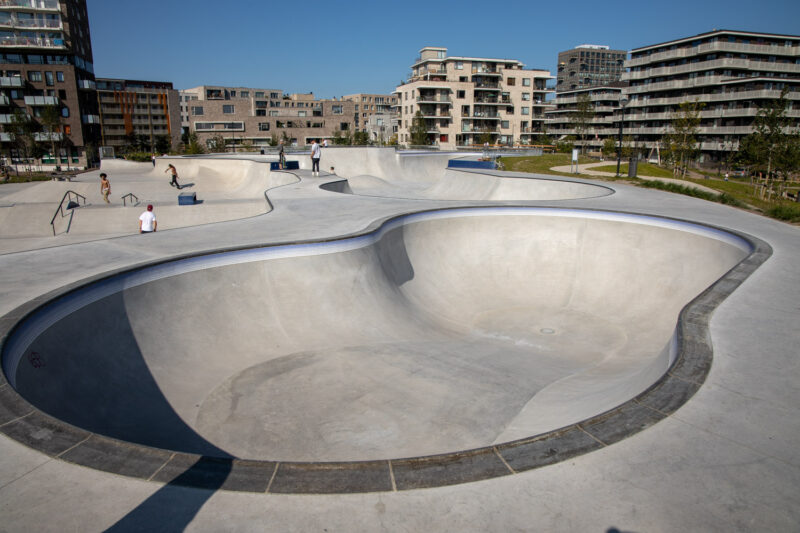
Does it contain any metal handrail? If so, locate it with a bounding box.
[50,190,86,236]
[121,192,139,207]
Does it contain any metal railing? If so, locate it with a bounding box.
[121,193,139,207]
[50,190,86,236]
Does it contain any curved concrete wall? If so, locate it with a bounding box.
[5,209,750,462]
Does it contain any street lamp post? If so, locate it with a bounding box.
[616,97,629,177]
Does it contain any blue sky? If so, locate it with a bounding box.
[87,0,800,98]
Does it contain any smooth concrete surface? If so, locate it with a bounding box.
[6,210,749,462]
[0,149,798,531]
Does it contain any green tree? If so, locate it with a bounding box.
[602,137,617,159]
[154,135,171,154]
[207,134,227,152]
[736,88,800,198]
[352,130,370,146]
[39,105,63,169]
[267,134,279,147]
[183,132,205,154]
[410,110,429,146]
[7,110,39,174]
[662,100,704,178]
[569,93,595,153]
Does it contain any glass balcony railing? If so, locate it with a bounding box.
[24,94,58,105]
[77,79,96,90]
[0,35,65,47]
[0,1,60,10]
[0,76,22,86]
[0,17,62,29]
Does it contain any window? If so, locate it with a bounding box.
[195,122,214,131]
[340,122,349,130]
[522,78,531,87]
[522,107,530,115]
[241,91,249,97]
[298,110,307,117]
[28,71,42,82]
[501,120,509,129]
[61,107,69,117]
[457,90,465,98]
[522,93,530,101]
[191,106,204,116]
[222,105,235,114]
[45,71,53,86]
[269,110,278,116]
[270,92,279,98]
[332,105,343,114]
[459,76,467,82]
[255,92,264,98]
[456,61,463,70]
[230,90,236,97]
[507,77,515,86]
[258,123,270,131]
[255,109,266,116]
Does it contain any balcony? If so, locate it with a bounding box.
[0,15,62,30]
[626,40,800,69]
[421,112,452,119]
[472,80,501,89]
[416,95,452,104]
[0,35,65,48]
[474,96,511,105]
[0,112,29,123]
[461,125,499,133]
[24,95,58,105]
[77,79,96,90]
[0,94,8,105]
[0,75,22,87]
[82,114,100,124]
[0,0,60,10]
[471,67,501,76]
[0,132,11,141]
[34,131,61,141]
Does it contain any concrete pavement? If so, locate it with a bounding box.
[0,148,798,531]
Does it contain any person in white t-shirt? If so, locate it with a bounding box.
[310,139,321,176]
[138,204,157,234]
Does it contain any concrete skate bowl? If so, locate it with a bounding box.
[317,147,613,201]
[0,207,768,493]
[321,170,613,201]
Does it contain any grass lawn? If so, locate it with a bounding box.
[500,153,596,177]
[498,155,800,224]
[591,162,674,178]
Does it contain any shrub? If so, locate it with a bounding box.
[124,152,152,162]
[766,203,800,222]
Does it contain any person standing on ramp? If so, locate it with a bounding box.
[310,139,321,176]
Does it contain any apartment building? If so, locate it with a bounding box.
[180,86,355,150]
[557,45,627,92]
[96,78,180,155]
[395,47,553,148]
[342,93,397,137]
[623,29,800,163]
[0,0,100,167]
[546,83,626,151]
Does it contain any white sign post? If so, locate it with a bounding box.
[571,148,579,174]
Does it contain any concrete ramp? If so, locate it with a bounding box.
[5,208,751,462]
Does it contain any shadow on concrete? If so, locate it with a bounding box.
[104,457,232,533]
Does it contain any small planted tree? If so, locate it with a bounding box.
[154,135,171,154]
[206,134,227,153]
[410,110,429,146]
[602,137,616,160]
[736,88,800,199]
[39,105,63,169]
[8,110,39,175]
[183,132,205,155]
[662,100,704,178]
[569,93,595,153]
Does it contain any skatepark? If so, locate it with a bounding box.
[0,148,798,531]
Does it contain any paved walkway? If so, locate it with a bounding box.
[0,153,798,532]
[551,160,721,194]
